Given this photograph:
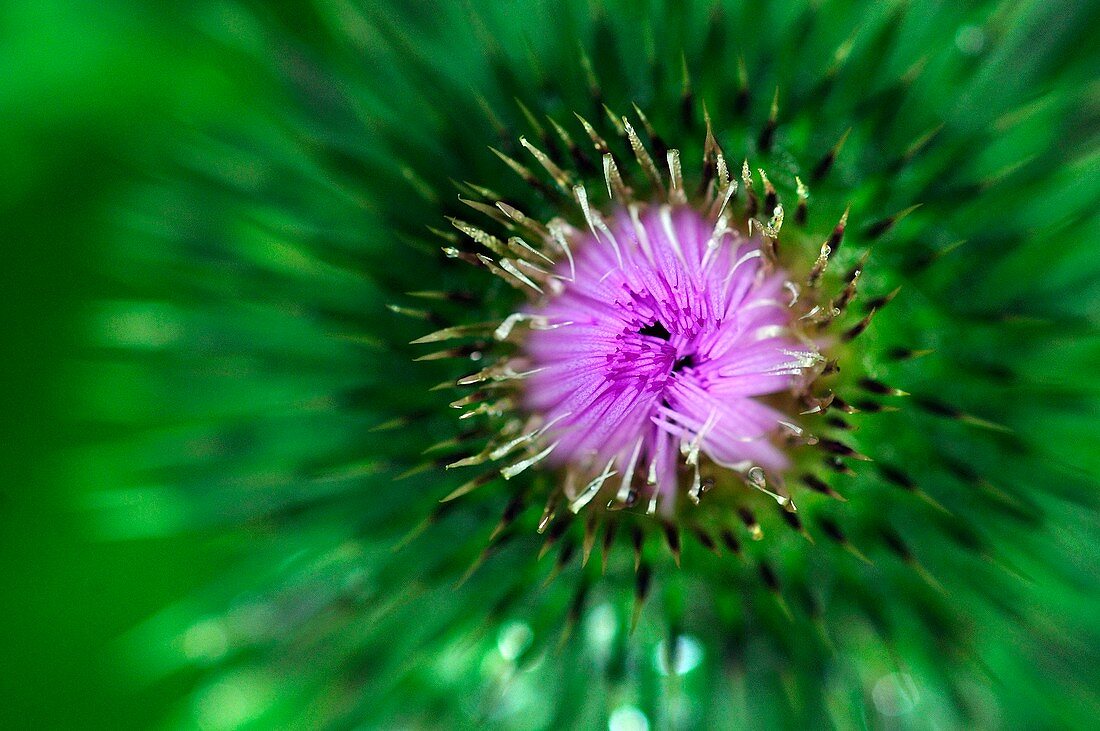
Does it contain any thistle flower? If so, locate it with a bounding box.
[420,95,908,603]
[65,1,1100,729]
[523,203,810,506]
[435,120,833,529]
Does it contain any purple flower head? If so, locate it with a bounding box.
[419,112,869,532]
[415,94,905,630]
[524,204,820,513]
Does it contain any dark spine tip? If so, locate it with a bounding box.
[801,473,832,494]
[567,577,590,622]
[830,394,857,414]
[758,120,777,152]
[865,217,896,239]
[681,92,694,129]
[863,290,900,312]
[758,562,781,593]
[764,190,778,216]
[818,438,857,457]
[841,310,877,342]
[720,528,742,555]
[631,524,644,560]
[811,151,836,181]
[601,520,619,569]
[555,539,577,569]
[812,129,850,182]
[879,464,916,490]
[886,346,922,361]
[849,399,887,413]
[734,87,750,115]
[692,526,718,553]
[817,517,846,544]
[823,456,855,475]
[858,377,894,395]
[914,396,962,418]
[663,523,681,565]
[631,562,653,632]
[779,507,803,532]
[827,221,847,253]
[879,528,913,561]
[635,562,653,597]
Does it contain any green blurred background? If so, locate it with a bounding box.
[1,3,238,726]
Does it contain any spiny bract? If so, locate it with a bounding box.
[420,99,900,574]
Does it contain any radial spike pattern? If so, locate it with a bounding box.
[63,1,1100,728]
[409,99,944,606]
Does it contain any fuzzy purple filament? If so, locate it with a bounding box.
[524,205,817,503]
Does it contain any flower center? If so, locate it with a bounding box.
[522,203,814,511]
